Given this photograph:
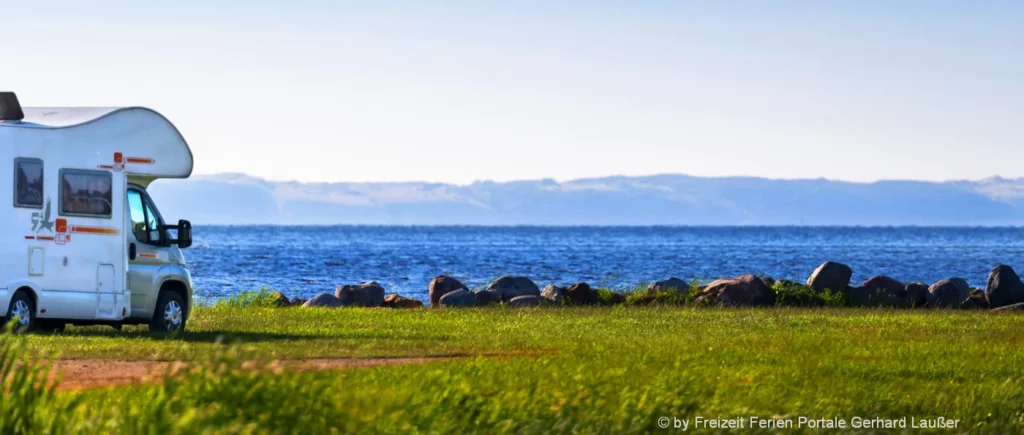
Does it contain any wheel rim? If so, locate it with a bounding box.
[163,300,182,331]
[11,300,31,326]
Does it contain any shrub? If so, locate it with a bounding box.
[216,288,289,308]
[772,281,847,307]
[595,288,625,305]
[623,281,702,306]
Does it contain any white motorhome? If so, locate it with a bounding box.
[0,92,194,333]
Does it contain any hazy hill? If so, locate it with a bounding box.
[146,173,1024,226]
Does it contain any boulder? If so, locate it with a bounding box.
[429,275,467,307]
[694,275,774,306]
[847,285,905,308]
[992,302,1024,312]
[565,282,598,305]
[647,277,689,294]
[961,290,990,310]
[301,293,343,308]
[541,284,565,304]
[985,265,1024,309]
[290,297,308,306]
[806,262,853,293]
[472,289,503,306]
[928,278,971,308]
[438,289,476,307]
[485,275,540,301]
[760,276,776,288]
[863,276,907,296]
[335,281,386,307]
[508,295,544,308]
[382,294,424,309]
[903,282,931,308]
[268,291,291,307]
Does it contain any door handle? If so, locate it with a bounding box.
[129,243,137,261]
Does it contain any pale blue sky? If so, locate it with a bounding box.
[3,1,1022,184]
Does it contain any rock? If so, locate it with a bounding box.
[694,275,774,306]
[903,282,931,308]
[438,289,476,307]
[849,275,908,308]
[290,297,308,306]
[961,290,990,310]
[863,276,906,296]
[541,284,566,304]
[565,282,598,305]
[335,281,386,307]
[539,282,597,305]
[268,291,291,307]
[382,294,424,309]
[928,278,971,308]
[301,293,344,308]
[508,295,544,307]
[992,302,1024,311]
[985,265,1024,309]
[485,275,540,301]
[647,277,689,294]
[472,289,503,306]
[847,285,906,308]
[429,275,467,307]
[806,262,853,293]
[760,276,776,288]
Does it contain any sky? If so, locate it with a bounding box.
[2,1,1022,185]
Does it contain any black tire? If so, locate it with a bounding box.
[150,291,187,334]
[5,291,36,333]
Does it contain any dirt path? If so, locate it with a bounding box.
[51,356,459,391]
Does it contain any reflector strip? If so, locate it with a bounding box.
[70,226,119,235]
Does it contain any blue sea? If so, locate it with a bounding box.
[187,226,1024,302]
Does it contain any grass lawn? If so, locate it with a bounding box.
[7,306,1024,433]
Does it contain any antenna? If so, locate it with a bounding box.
[0,92,25,121]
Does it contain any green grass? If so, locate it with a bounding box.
[11,306,1024,433]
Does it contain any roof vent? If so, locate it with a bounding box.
[1,92,25,121]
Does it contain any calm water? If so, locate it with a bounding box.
[186,226,1024,302]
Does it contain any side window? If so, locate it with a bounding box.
[14,158,43,208]
[60,170,112,217]
[127,189,164,245]
[144,201,161,243]
[127,190,148,242]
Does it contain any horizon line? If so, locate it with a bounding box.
[188,171,1024,187]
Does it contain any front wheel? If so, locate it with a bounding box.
[5,291,36,333]
[150,292,187,334]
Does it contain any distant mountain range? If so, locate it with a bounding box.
[146,173,1024,226]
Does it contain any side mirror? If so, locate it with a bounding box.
[175,219,192,248]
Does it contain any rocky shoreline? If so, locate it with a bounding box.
[266,262,1024,312]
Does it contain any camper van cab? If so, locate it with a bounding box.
[0,92,194,333]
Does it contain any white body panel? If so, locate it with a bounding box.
[0,107,193,323]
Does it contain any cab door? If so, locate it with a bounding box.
[126,187,169,318]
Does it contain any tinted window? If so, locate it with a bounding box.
[127,189,164,245]
[144,200,162,242]
[60,170,112,217]
[127,190,148,241]
[15,159,43,208]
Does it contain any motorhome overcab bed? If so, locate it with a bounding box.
[0,92,194,333]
